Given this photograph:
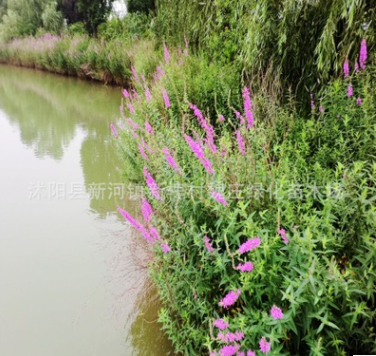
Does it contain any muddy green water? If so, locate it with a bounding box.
[0,65,172,356]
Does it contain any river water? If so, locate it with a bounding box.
[0,65,171,356]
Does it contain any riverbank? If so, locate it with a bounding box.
[0,34,159,86]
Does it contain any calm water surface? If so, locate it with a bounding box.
[0,65,171,356]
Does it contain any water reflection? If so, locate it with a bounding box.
[0,64,171,356]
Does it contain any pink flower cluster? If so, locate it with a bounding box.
[213,319,229,330]
[141,199,153,221]
[212,191,228,206]
[218,344,240,356]
[343,59,349,78]
[238,237,261,254]
[204,235,215,252]
[145,121,154,134]
[219,289,241,308]
[143,167,162,200]
[190,104,217,154]
[236,262,254,272]
[259,337,270,354]
[359,38,367,70]
[163,89,170,108]
[235,130,246,155]
[278,228,289,244]
[184,134,214,174]
[110,124,117,138]
[242,87,254,129]
[162,147,181,174]
[270,305,283,319]
[218,331,244,343]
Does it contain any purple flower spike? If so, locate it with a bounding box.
[145,122,154,134]
[219,289,241,308]
[356,97,362,105]
[343,59,349,78]
[122,88,130,98]
[218,344,240,356]
[242,86,254,129]
[143,167,161,201]
[359,38,367,70]
[212,191,228,206]
[163,89,170,108]
[162,242,171,253]
[110,124,117,138]
[347,84,353,97]
[141,199,153,221]
[163,43,170,64]
[236,262,254,272]
[138,144,149,160]
[270,305,283,319]
[162,147,181,174]
[278,228,289,244]
[204,235,215,252]
[238,237,261,254]
[235,130,246,155]
[247,351,256,356]
[259,337,270,354]
[213,319,229,330]
[127,103,135,114]
[117,207,141,231]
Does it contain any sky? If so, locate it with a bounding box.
[112,0,127,18]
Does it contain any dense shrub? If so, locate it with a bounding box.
[113,41,376,356]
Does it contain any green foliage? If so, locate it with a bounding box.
[98,13,151,41]
[0,10,21,42]
[155,0,376,99]
[67,21,87,36]
[126,0,155,14]
[114,42,376,355]
[42,1,63,34]
[76,0,114,37]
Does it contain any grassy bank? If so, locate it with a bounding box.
[0,33,159,86]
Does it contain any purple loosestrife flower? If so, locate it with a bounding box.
[319,106,324,113]
[163,43,170,64]
[310,93,314,110]
[110,124,117,138]
[259,337,270,354]
[219,115,225,122]
[236,262,254,272]
[139,225,153,242]
[117,207,141,231]
[355,61,359,73]
[247,351,256,356]
[131,65,140,84]
[219,289,241,308]
[235,130,246,155]
[218,331,244,343]
[270,305,283,319]
[347,84,353,97]
[357,97,362,105]
[143,167,162,201]
[213,319,229,330]
[212,192,228,206]
[163,89,171,108]
[149,226,161,240]
[131,89,138,100]
[238,237,261,254]
[122,89,130,98]
[218,344,240,356]
[204,235,215,252]
[190,104,217,153]
[131,130,138,139]
[278,228,289,244]
[234,111,245,125]
[127,103,135,114]
[162,147,181,174]
[145,87,151,102]
[142,139,152,154]
[161,242,171,253]
[242,87,254,128]
[184,134,214,174]
[359,38,367,70]
[127,118,139,130]
[141,74,145,82]
[138,144,149,160]
[157,66,165,77]
[238,352,245,356]
[343,59,349,78]
[141,199,153,221]
[145,122,154,134]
